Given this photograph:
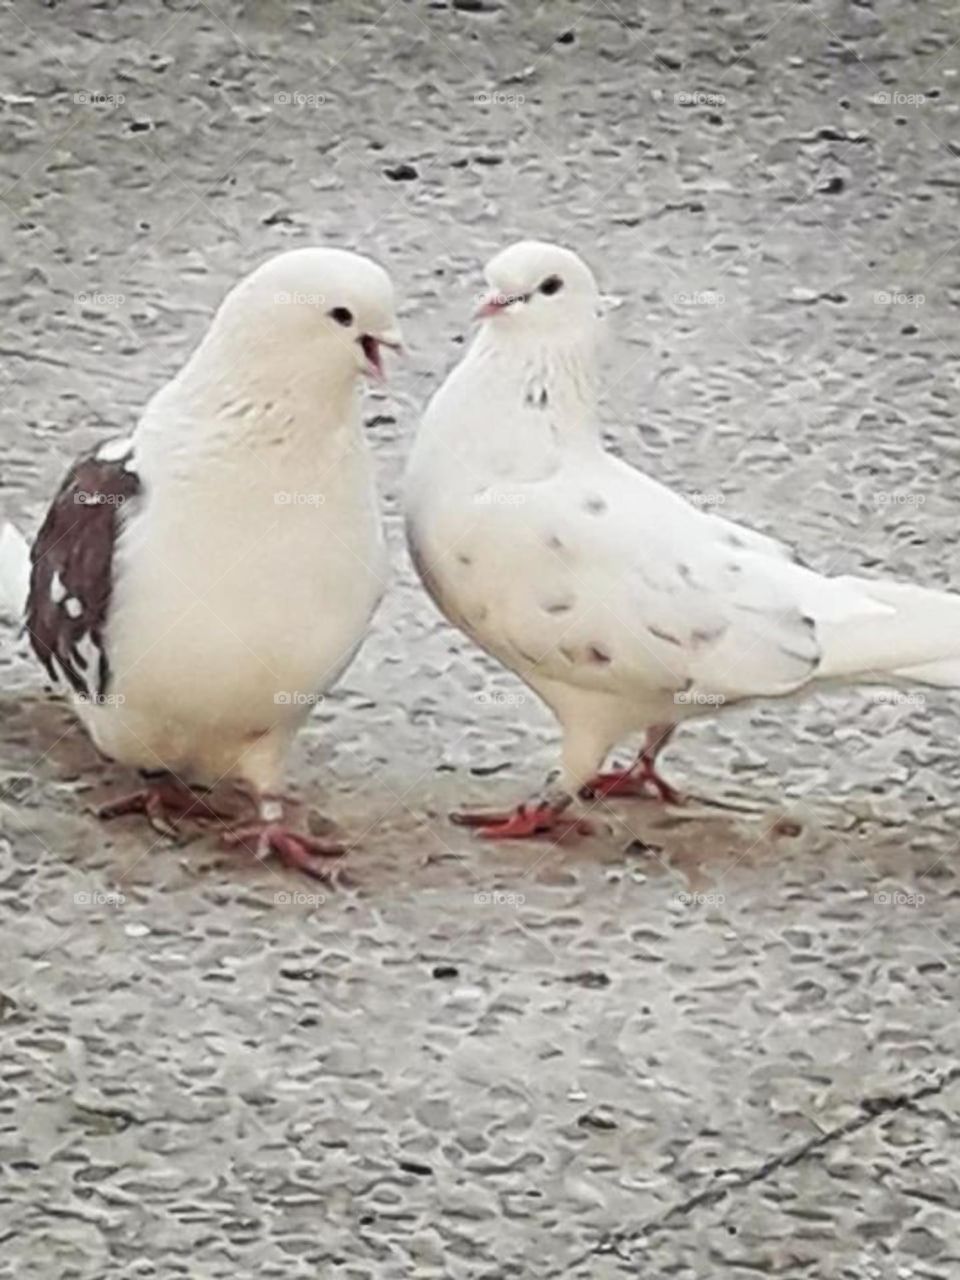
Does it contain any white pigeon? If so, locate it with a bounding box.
[405,239,960,839]
[0,247,401,875]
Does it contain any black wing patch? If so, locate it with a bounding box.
[26,444,141,699]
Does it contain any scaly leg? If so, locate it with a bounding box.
[581,724,683,804]
[222,795,346,880]
[451,784,592,841]
[219,732,347,879]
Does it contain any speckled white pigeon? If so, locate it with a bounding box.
[405,239,960,839]
[0,247,401,874]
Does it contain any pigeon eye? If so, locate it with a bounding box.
[329,306,354,326]
[539,275,563,296]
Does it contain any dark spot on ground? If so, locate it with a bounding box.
[562,971,611,989]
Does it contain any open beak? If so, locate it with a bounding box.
[360,329,403,380]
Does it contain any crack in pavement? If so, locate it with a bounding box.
[566,1063,960,1273]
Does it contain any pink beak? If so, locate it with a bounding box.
[360,332,403,381]
[474,293,510,320]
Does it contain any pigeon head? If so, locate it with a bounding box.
[212,247,402,384]
[476,241,599,338]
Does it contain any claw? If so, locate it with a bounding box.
[223,822,346,879]
[451,803,591,841]
[98,780,231,837]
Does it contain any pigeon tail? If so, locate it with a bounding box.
[815,575,960,685]
[0,521,30,622]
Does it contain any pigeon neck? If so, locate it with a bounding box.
[162,328,362,450]
[477,329,598,435]
[413,333,601,487]
[483,318,599,389]
[132,347,365,500]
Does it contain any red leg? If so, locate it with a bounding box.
[581,725,683,805]
[223,822,345,879]
[451,799,592,841]
[98,777,232,837]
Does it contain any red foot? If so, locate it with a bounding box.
[98,781,231,837]
[451,803,593,841]
[223,822,346,880]
[582,762,683,805]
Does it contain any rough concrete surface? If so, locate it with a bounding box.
[1,1,960,1276]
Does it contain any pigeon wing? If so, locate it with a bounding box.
[429,466,824,705]
[27,440,141,700]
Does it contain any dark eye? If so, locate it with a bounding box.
[329,306,353,326]
[539,275,563,296]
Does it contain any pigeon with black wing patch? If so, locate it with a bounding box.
[1,247,401,875]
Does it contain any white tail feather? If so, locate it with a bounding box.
[891,659,960,687]
[815,576,960,685]
[0,521,30,622]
